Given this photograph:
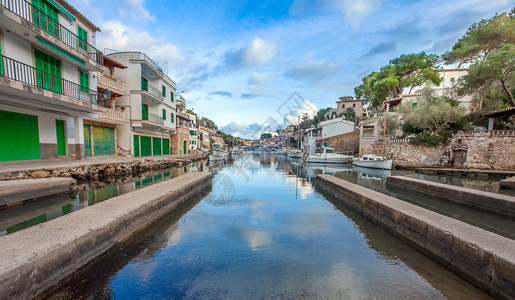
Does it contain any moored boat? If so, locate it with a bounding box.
[287,149,303,158]
[304,146,352,163]
[352,154,392,170]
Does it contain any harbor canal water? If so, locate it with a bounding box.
[49,152,493,298]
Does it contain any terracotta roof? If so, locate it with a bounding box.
[482,106,515,118]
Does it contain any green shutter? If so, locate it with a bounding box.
[92,126,115,156]
[153,137,161,156]
[32,0,59,38]
[55,119,66,155]
[170,91,174,102]
[183,140,187,154]
[34,48,62,93]
[142,103,148,120]
[141,77,148,91]
[171,113,174,123]
[84,124,91,156]
[162,109,166,120]
[0,110,41,161]
[140,136,151,156]
[77,25,88,52]
[162,138,170,155]
[133,134,140,157]
[162,85,166,97]
[79,70,89,93]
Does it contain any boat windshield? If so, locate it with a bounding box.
[325,148,335,154]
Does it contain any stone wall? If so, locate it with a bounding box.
[385,141,448,166]
[320,130,360,154]
[171,127,190,155]
[449,131,515,170]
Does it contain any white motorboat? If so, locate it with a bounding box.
[304,146,353,163]
[274,148,287,155]
[209,150,225,161]
[287,149,303,158]
[352,154,393,170]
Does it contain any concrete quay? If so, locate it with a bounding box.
[316,174,515,300]
[416,167,515,178]
[387,176,515,218]
[0,171,212,299]
[0,153,207,181]
[0,177,77,209]
[500,176,515,189]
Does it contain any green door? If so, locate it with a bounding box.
[55,119,66,155]
[142,103,148,120]
[92,126,115,156]
[141,77,148,91]
[84,124,91,157]
[153,137,162,156]
[31,0,59,38]
[162,138,170,155]
[0,110,40,161]
[133,134,140,157]
[34,49,62,93]
[141,136,151,156]
[183,140,187,154]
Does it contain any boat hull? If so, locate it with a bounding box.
[287,153,303,158]
[352,159,393,170]
[304,155,352,164]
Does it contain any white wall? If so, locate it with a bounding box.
[320,118,354,139]
[3,32,32,64]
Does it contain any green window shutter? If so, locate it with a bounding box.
[142,103,148,120]
[79,70,89,93]
[141,77,148,91]
[152,137,162,156]
[162,138,170,155]
[412,102,417,108]
[77,25,88,52]
[55,119,66,155]
[162,85,166,97]
[171,113,174,123]
[32,0,59,38]
[34,48,62,93]
[162,109,166,120]
[133,134,140,157]
[170,91,174,102]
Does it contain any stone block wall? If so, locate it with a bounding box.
[449,131,515,170]
[385,142,448,165]
[320,130,360,154]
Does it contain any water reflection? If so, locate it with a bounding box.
[0,160,207,236]
[49,152,490,299]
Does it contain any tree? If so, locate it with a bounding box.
[379,113,400,139]
[442,10,514,67]
[355,52,441,107]
[260,133,272,139]
[461,44,515,107]
[200,117,218,130]
[344,108,356,122]
[185,109,197,116]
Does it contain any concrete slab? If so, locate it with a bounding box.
[387,175,515,218]
[316,174,515,300]
[0,171,212,299]
[500,176,515,189]
[416,168,515,177]
[0,177,77,209]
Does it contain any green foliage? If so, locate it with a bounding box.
[379,113,400,139]
[354,52,441,107]
[260,133,272,139]
[200,117,218,130]
[411,133,446,146]
[344,107,356,122]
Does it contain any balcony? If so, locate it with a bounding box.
[97,73,125,96]
[143,112,164,125]
[0,0,103,66]
[0,54,98,104]
[98,109,125,122]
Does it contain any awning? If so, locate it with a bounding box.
[47,0,76,22]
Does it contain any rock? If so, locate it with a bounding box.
[464,162,492,170]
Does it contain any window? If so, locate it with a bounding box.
[171,91,174,102]
[141,77,148,91]
[142,103,148,120]
[32,0,59,38]
[353,103,356,108]
[79,70,89,93]
[450,77,455,83]
[34,48,62,93]
[77,25,88,52]
[162,109,166,120]
[412,102,418,108]
[162,85,166,97]
[171,113,174,122]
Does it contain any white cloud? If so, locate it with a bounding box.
[285,59,341,83]
[249,73,275,85]
[330,0,382,29]
[122,0,154,21]
[224,38,277,69]
[98,21,180,67]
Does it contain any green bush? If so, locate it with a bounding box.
[411,133,445,146]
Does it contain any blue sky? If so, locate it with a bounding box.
[70,0,512,138]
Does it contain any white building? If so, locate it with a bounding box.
[187,112,198,151]
[320,117,355,139]
[106,52,177,157]
[0,0,106,161]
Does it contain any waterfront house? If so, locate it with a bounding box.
[171,95,189,155]
[106,51,176,157]
[334,96,363,119]
[0,0,104,161]
[198,125,212,150]
[187,112,198,151]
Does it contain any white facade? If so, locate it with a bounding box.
[0,0,103,160]
[320,117,355,139]
[187,113,199,150]
[107,52,177,157]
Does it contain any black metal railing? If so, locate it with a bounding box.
[0,0,103,65]
[0,54,98,104]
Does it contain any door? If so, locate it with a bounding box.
[141,136,151,156]
[0,110,40,161]
[183,140,187,154]
[133,134,140,157]
[84,124,91,157]
[92,126,115,156]
[141,77,148,91]
[32,0,59,38]
[454,149,467,168]
[162,138,170,155]
[55,119,66,155]
[142,103,148,121]
[34,49,62,93]
[153,137,161,156]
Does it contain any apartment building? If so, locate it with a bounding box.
[171,94,189,155]
[187,112,199,151]
[0,0,106,161]
[106,51,176,157]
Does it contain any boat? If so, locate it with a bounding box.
[274,148,287,155]
[287,149,303,158]
[208,150,224,161]
[352,154,393,170]
[304,146,353,163]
